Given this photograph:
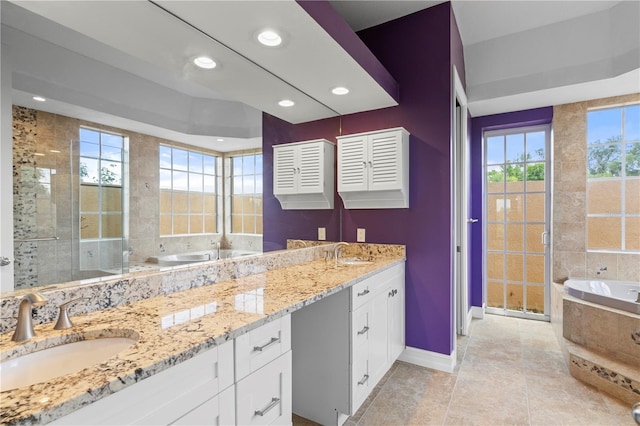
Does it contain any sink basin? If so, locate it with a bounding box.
[1,336,137,392]
[339,257,374,265]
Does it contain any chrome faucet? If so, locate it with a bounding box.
[12,292,47,342]
[54,297,89,330]
[334,242,349,260]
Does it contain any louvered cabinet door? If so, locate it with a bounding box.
[298,142,324,194]
[369,131,403,191]
[273,145,298,195]
[338,135,368,192]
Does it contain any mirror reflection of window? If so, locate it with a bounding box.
[159,145,220,236]
[79,128,124,240]
[230,153,263,235]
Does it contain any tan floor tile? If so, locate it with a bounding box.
[445,374,529,425]
[356,363,455,426]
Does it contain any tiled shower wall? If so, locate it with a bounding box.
[12,106,244,289]
[552,93,640,282]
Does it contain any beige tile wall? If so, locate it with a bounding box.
[552,93,640,282]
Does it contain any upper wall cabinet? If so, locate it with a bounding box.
[337,128,409,209]
[273,139,335,210]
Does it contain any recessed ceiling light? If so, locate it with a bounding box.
[193,56,217,69]
[257,30,282,47]
[33,96,46,102]
[278,99,295,107]
[217,138,224,142]
[331,87,350,95]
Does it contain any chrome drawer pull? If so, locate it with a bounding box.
[357,374,369,386]
[253,336,280,352]
[357,326,370,335]
[255,397,281,416]
[357,289,370,296]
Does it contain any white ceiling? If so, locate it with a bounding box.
[333,0,639,116]
[2,0,638,151]
[331,1,622,44]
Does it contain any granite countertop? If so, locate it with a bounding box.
[0,254,404,425]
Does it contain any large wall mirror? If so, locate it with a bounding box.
[1,2,270,293]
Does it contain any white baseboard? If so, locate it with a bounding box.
[398,346,456,373]
[466,309,473,329]
[471,304,485,319]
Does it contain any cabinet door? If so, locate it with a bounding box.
[338,135,368,192]
[368,289,388,387]
[297,142,324,194]
[369,131,403,192]
[273,145,298,195]
[387,277,405,363]
[173,385,235,426]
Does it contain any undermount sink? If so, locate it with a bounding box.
[338,257,374,265]
[0,332,138,392]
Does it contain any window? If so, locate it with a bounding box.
[159,145,220,236]
[79,128,124,240]
[586,104,640,252]
[231,153,263,234]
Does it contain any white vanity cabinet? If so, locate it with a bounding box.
[273,139,335,210]
[53,315,293,426]
[337,128,409,209]
[291,263,405,426]
[53,340,236,426]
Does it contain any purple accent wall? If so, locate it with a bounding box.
[264,2,461,356]
[469,107,554,308]
[296,0,400,102]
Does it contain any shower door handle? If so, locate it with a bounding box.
[1,256,11,266]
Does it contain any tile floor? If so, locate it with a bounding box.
[294,314,636,425]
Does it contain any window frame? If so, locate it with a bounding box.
[586,103,640,253]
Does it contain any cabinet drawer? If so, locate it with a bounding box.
[351,305,370,348]
[236,351,292,426]
[351,353,369,413]
[351,279,375,311]
[235,315,291,381]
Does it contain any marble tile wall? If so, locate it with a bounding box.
[552,93,640,282]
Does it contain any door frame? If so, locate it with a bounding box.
[451,65,470,339]
[1,37,15,292]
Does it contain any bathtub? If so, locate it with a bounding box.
[565,278,640,314]
[148,250,260,266]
